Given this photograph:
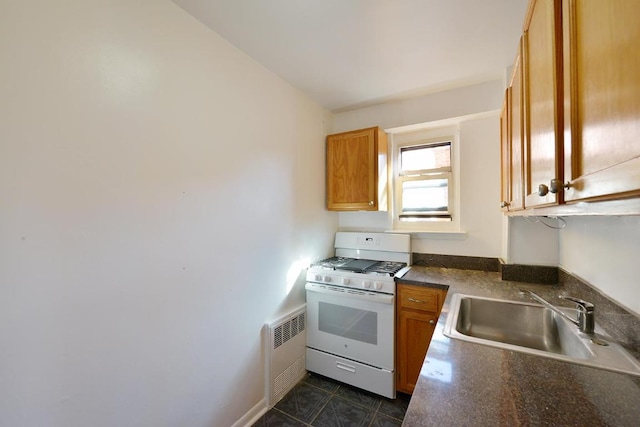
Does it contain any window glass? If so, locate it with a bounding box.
[401,179,449,213]
[400,143,451,173]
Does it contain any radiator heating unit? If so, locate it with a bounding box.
[264,305,307,406]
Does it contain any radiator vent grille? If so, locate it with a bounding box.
[273,356,305,399]
[265,305,307,407]
[273,311,305,349]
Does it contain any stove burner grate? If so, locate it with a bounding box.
[364,261,404,274]
[363,261,407,275]
[312,257,407,276]
[314,256,355,269]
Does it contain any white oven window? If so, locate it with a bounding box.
[318,302,378,345]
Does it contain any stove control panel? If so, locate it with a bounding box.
[357,235,381,247]
[306,270,396,295]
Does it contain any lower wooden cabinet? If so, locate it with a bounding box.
[396,283,446,394]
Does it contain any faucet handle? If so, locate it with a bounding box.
[561,296,595,334]
[560,296,594,312]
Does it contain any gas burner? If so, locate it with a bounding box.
[313,256,355,270]
[364,261,407,276]
[336,259,380,273]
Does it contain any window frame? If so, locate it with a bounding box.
[390,125,461,232]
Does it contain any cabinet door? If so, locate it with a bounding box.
[396,309,438,394]
[326,127,387,211]
[500,90,510,212]
[523,0,563,207]
[562,0,640,202]
[509,49,525,211]
[395,284,444,394]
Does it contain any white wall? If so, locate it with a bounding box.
[559,216,640,315]
[334,81,506,258]
[332,79,504,133]
[503,205,640,315]
[0,1,337,426]
[506,217,560,265]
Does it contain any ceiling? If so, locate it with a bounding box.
[172,0,529,112]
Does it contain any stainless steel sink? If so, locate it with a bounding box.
[443,294,640,377]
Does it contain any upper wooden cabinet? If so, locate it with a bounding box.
[500,91,510,212]
[502,47,526,212]
[523,0,563,208]
[501,0,640,214]
[562,0,640,202]
[326,127,388,211]
[511,49,526,211]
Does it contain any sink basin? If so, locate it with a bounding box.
[443,294,640,377]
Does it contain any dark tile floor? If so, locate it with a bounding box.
[253,373,411,427]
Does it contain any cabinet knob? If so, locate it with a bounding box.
[549,179,570,193]
[538,184,549,196]
[368,201,374,206]
[429,320,435,325]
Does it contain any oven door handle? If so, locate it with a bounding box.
[305,283,394,305]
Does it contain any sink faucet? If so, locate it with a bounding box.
[520,289,595,334]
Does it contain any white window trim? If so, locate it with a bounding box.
[389,124,461,233]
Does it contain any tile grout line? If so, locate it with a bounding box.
[270,407,312,426]
[277,376,406,426]
[321,383,396,426]
[367,399,383,427]
[307,395,332,426]
[304,380,376,426]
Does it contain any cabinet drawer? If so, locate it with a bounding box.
[398,286,440,312]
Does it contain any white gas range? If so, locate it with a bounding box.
[305,232,411,399]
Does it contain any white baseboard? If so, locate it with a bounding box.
[231,398,268,427]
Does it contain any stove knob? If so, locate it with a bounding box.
[323,275,332,282]
[374,282,383,290]
[363,281,372,289]
[314,274,322,281]
[342,278,350,285]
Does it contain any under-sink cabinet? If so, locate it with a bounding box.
[395,283,446,394]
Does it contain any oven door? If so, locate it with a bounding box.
[305,282,394,370]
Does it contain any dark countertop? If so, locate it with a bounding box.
[399,266,640,426]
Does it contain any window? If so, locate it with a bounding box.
[391,125,460,231]
[399,142,452,220]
